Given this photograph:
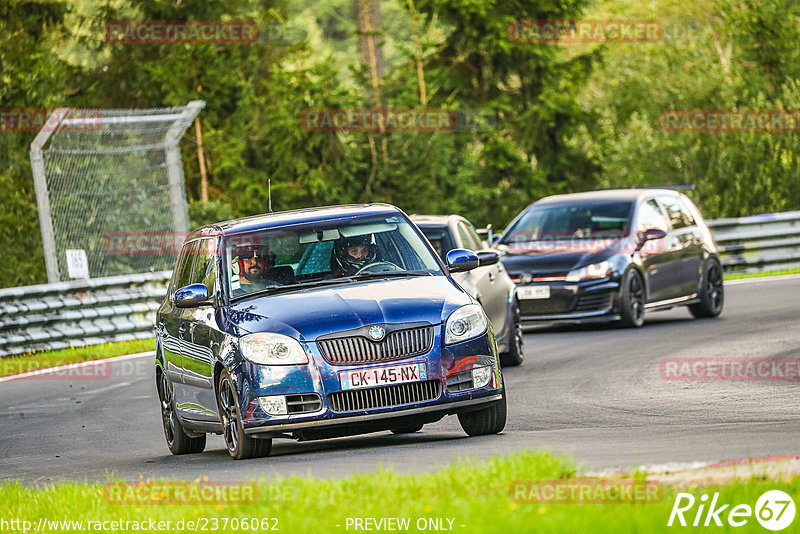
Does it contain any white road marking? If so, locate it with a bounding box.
[0,351,153,383]
[725,273,800,285]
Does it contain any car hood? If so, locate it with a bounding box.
[499,244,617,275]
[224,276,470,341]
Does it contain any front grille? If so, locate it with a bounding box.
[445,370,473,393]
[318,326,434,365]
[328,380,441,412]
[286,393,322,414]
[575,292,613,312]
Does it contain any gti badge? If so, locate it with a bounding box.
[368,325,386,341]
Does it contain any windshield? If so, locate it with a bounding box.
[501,201,634,246]
[223,214,442,299]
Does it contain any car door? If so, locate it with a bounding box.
[458,220,507,334]
[175,237,220,422]
[635,198,676,302]
[658,195,704,297]
[161,240,197,385]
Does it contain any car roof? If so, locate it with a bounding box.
[187,203,403,239]
[534,188,681,206]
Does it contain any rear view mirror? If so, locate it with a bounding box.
[446,249,480,273]
[173,283,210,308]
[636,229,667,251]
[477,251,499,266]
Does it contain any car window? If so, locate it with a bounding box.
[658,196,694,230]
[172,240,197,292]
[418,226,455,258]
[637,199,669,232]
[457,222,480,251]
[223,214,443,299]
[678,197,697,226]
[464,222,484,250]
[191,238,217,295]
[501,201,633,245]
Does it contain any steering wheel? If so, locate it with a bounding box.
[355,261,402,275]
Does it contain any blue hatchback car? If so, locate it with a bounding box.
[155,204,507,459]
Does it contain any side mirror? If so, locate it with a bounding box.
[636,229,667,251]
[477,251,499,266]
[173,283,210,308]
[446,249,480,273]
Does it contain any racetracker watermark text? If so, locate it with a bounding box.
[105,21,259,44]
[661,110,800,133]
[509,20,663,43]
[509,479,663,503]
[660,357,800,381]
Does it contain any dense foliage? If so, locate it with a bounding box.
[1,0,799,287]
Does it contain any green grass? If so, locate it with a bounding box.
[1,451,796,533]
[0,338,155,378]
[724,268,800,280]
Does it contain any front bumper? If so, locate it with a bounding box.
[234,330,503,437]
[516,278,621,323]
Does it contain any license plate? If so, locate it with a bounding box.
[339,362,427,390]
[517,285,551,299]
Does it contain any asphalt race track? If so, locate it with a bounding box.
[1,277,798,485]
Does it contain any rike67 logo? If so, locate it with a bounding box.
[668,490,796,531]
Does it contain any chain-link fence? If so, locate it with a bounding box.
[30,101,204,283]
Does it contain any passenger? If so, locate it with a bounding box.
[231,242,278,295]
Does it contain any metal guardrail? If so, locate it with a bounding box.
[0,271,170,358]
[706,210,800,274]
[0,210,798,358]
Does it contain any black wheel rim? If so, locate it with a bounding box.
[629,273,644,322]
[219,378,239,453]
[158,373,175,446]
[707,263,724,310]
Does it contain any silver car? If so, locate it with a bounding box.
[411,215,523,366]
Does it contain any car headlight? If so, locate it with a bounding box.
[565,261,611,282]
[445,304,488,344]
[240,333,308,365]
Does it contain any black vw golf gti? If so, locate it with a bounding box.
[495,189,724,327]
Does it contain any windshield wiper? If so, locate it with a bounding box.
[351,271,431,280]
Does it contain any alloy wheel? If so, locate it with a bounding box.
[219,378,240,453]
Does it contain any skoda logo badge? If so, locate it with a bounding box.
[368,325,386,341]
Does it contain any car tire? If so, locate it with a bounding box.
[500,300,524,367]
[158,371,206,455]
[217,369,272,460]
[457,383,507,436]
[619,268,646,328]
[390,424,424,434]
[689,258,724,318]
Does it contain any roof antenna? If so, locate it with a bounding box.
[268,179,273,213]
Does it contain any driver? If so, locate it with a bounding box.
[330,235,377,277]
[230,241,277,296]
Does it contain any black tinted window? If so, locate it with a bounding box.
[191,238,217,294]
[637,199,668,232]
[173,240,197,291]
[502,201,633,244]
[419,227,455,258]
[659,196,694,230]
